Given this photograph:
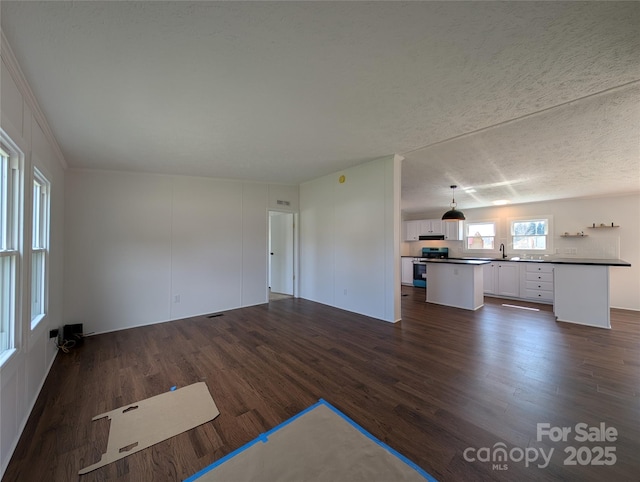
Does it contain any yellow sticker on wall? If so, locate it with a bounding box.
[339,175,346,184]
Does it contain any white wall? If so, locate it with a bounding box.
[299,155,401,323]
[1,54,65,476]
[63,171,295,334]
[402,192,640,311]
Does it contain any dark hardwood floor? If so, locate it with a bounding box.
[4,287,640,481]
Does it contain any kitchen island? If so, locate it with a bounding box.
[448,256,631,328]
[424,259,491,310]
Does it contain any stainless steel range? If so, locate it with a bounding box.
[412,247,449,287]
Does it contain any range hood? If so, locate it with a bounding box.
[418,234,446,241]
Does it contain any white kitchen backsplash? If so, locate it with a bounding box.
[555,236,619,259]
[405,235,621,260]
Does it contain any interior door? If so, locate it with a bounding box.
[269,212,294,295]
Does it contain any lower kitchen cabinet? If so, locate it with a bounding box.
[522,263,554,302]
[401,257,414,285]
[483,261,520,298]
[483,263,495,294]
[496,262,520,297]
[485,261,554,304]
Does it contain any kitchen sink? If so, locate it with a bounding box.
[460,257,502,260]
[457,256,548,262]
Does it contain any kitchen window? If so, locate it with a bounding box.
[31,168,50,329]
[0,134,22,363]
[510,216,553,252]
[465,221,496,251]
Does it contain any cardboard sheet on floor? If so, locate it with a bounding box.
[79,382,219,475]
[187,399,435,482]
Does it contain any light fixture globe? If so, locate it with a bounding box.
[442,185,465,221]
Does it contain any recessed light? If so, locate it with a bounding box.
[492,199,510,205]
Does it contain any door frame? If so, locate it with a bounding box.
[268,210,298,298]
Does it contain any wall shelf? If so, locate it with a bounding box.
[560,234,588,237]
[587,225,619,229]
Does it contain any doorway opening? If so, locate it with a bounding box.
[268,211,294,301]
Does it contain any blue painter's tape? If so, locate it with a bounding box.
[170,386,177,391]
[317,399,438,482]
[184,401,326,482]
[184,399,437,482]
[183,436,263,482]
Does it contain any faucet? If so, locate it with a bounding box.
[499,243,507,259]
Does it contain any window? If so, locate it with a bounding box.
[510,216,552,252]
[31,168,50,329]
[0,136,21,360]
[465,221,496,251]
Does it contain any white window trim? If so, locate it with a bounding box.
[30,167,50,330]
[463,218,500,254]
[0,130,24,366]
[508,215,554,255]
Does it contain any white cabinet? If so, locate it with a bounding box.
[483,263,496,294]
[483,261,519,297]
[403,221,421,241]
[444,220,463,240]
[401,257,415,285]
[522,263,554,302]
[485,261,554,304]
[421,219,444,235]
[403,218,444,241]
[496,262,520,297]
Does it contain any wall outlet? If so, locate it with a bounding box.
[174,295,181,303]
[343,289,347,295]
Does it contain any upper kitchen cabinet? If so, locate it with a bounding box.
[444,220,463,240]
[403,218,446,241]
[403,220,421,241]
[421,219,444,236]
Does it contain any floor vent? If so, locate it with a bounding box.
[206,313,224,318]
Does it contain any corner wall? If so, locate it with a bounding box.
[63,170,299,334]
[299,155,401,323]
[1,48,66,476]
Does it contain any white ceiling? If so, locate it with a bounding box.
[1,1,639,213]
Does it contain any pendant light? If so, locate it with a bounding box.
[442,185,465,221]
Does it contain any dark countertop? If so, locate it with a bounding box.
[423,258,491,266]
[448,257,631,267]
[549,258,631,267]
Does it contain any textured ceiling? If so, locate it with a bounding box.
[1,1,639,213]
